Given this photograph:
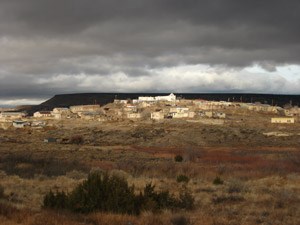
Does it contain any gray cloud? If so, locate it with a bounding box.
[0,0,300,103]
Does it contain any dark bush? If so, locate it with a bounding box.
[43,190,67,209]
[213,176,224,185]
[212,194,244,204]
[176,175,190,183]
[0,202,20,218]
[171,215,192,225]
[141,183,178,211]
[174,155,183,162]
[0,185,4,199]
[70,135,84,145]
[43,172,194,215]
[68,173,137,214]
[178,189,195,210]
[0,154,89,178]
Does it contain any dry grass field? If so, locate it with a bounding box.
[0,111,299,225]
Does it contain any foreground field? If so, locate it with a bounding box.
[0,116,299,225]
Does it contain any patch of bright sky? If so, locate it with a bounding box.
[245,64,300,81]
[0,98,46,107]
[276,65,300,81]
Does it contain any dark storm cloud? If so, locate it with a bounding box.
[0,0,300,102]
[2,0,300,55]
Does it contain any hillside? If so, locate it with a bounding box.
[23,92,300,114]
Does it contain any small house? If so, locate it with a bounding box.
[0,112,26,121]
[188,112,195,118]
[204,111,213,118]
[151,111,164,120]
[114,99,129,104]
[172,112,189,118]
[44,138,57,143]
[52,108,71,119]
[70,105,101,113]
[31,121,46,127]
[33,111,52,118]
[123,105,137,113]
[127,113,142,119]
[169,107,189,114]
[154,93,176,102]
[80,111,101,120]
[215,112,226,119]
[52,108,70,114]
[271,117,295,124]
[12,120,30,128]
[138,96,155,102]
[284,107,300,117]
[139,102,152,108]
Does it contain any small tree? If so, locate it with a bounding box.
[43,172,195,215]
[213,176,224,185]
[174,155,183,162]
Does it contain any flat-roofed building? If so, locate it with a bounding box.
[127,113,142,119]
[169,107,189,114]
[151,111,164,120]
[271,117,295,124]
[52,108,70,114]
[70,105,101,113]
[0,112,26,121]
[33,111,52,118]
[284,107,300,116]
[12,120,30,128]
[138,93,176,102]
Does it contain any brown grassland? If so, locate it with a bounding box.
[0,109,299,225]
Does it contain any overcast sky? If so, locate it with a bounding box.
[0,0,300,105]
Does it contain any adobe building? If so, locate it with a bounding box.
[271,117,295,124]
[70,105,101,113]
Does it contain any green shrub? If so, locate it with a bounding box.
[43,172,194,215]
[176,175,190,183]
[213,176,224,185]
[174,155,183,162]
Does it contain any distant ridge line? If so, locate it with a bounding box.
[22,92,300,115]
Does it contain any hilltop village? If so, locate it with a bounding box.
[0,93,299,129]
[0,94,299,225]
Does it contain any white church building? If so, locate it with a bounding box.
[138,93,176,102]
